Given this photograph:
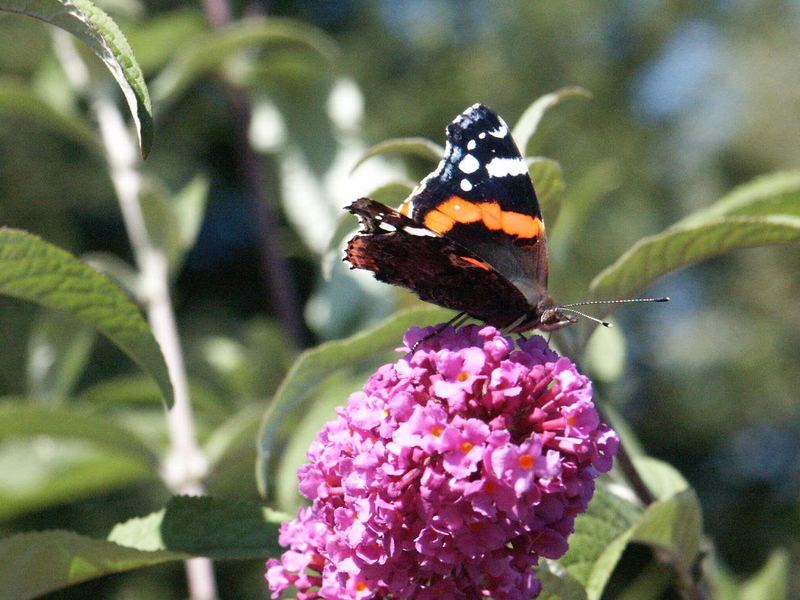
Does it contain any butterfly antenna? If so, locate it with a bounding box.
[557,307,613,328]
[560,297,670,308]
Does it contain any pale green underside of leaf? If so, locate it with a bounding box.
[0,229,173,406]
[0,0,154,157]
[151,17,338,108]
[589,215,800,314]
[351,136,444,173]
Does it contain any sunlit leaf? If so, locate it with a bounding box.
[633,455,690,501]
[740,550,789,600]
[0,229,174,406]
[554,484,642,600]
[0,76,100,153]
[151,17,337,108]
[589,216,800,321]
[630,489,703,575]
[513,86,591,156]
[108,495,283,559]
[678,170,800,226]
[257,305,450,497]
[0,530,186,599]
[0,0,154,157]
[528,157,566,226]
[351,137,444,173]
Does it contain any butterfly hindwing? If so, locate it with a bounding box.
[346,198,531,328]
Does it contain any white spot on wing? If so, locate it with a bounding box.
[378,222,397,232]
[486,157,528,177]
[460,179,473,192]
[478,132,486,139]
[458,154,480,174]
[488,122,508,138]
[404,226,439,237]
[467,139,476,150]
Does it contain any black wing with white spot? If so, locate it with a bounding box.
[401,104,542,220]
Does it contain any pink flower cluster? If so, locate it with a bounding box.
[266,325,618,599]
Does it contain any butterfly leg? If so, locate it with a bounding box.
[411,312,468,352]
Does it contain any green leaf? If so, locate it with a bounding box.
[257,305,450,497]
[739,549,789,600]
[513,87,591,156]
[529,157,566,227]
[677,170,800,226]
[538,560,589,600]
[0,530,187,600]
[589,216,800,319]
[0,0,154,157]
[0,229,174,407]
[0,436,153,521]
[351,137,444,173]
[630,489,703,575]
[108,495,284,559]
[633,455,690,501]
[0,76,100,153]
[555,484,642,600]
[0,404,159,467]
[151,18,337,108]
[26,309,95,400]
[139,175,211,278]
[172,175,210,270]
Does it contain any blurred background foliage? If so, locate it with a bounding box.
[0,0,798,598]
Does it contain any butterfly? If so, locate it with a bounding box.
[345,104,665,332]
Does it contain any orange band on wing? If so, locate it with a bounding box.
[501,211,544,239]
[437,197,482,223]
[423,196,544,239]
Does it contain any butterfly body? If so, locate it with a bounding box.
[345,104,575,333]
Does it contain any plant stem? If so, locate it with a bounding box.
[51,30,218,600]
[93,91,218,600]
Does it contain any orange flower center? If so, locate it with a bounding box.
[461,441,474,454]
[518,454,535,470]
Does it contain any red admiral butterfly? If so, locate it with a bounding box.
[345,104,666,332]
